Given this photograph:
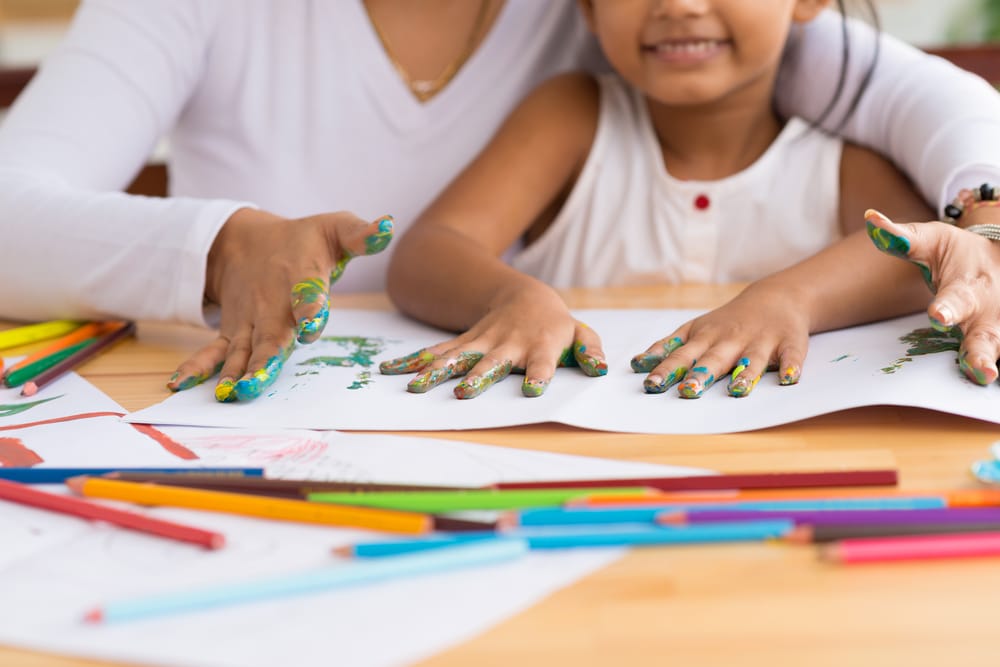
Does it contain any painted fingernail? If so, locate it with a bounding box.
[645,366,687,394]
[931,306,953,330]
[379,349,436,375]
[728,373,761,398]
[678,367,714,399]
[866,219,910,258]
[172,362,224,392]
[365,216,394,255]
[215,377,237,402]
[574,342,607,377]
[407,367,452,393]
[292,278,329,343]
[631,354,662,373]
[779,365,801,385]
[454,361,513,400]
[234,344,295,401]
[522,377,550,397]
[959,351,992,385]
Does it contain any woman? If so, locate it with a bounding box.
[0,0,998,399]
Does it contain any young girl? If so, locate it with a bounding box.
[380,0,936,399]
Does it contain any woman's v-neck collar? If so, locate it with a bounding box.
[341,0,514,136]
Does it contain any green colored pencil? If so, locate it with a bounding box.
[3,338,96,387]
[307,487,651,513]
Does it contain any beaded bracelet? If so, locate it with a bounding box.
[943,183,1000,223]
[964,224,1000,242]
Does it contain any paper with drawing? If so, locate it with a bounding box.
[0,426,703,667]
[128,309,1000,433]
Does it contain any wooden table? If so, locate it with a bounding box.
[4,285,1000,667]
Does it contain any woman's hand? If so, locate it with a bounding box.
[631,281,811,398]
[379,285,607,398]
[166,208,393,401]
[866,208,1000,385]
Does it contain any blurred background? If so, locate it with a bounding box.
[0,0,996,67]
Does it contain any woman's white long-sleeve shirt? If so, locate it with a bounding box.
[1,0,998,326]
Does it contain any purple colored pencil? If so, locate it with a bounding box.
[662,507,1000,526]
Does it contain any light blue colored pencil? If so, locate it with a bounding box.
[85,538,528,624]
[341,521,793,558]
[514,497,947,527]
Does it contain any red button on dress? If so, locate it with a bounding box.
[694,194,711,210]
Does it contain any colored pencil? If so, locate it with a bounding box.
[69,476,432,535]
[574,488,1000,508]
[822,531,1000,564]
[3,338,95,388]
[21,321,136,396]
[103,472,486,497]
[0,319,82,351]
[787,522,1000,544]
[431,514,500,532]
[0,478,224,549]
[495,469,898,492]
[84,538,529,623]
[2,321,109,379]
[337,521,794,558]
[660,507,1000,526]
[0,467,264,484]
[306,487,653,513]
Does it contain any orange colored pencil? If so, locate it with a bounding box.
[2,321,121,379]
[67,476,432,535]
[572,488,1000,509]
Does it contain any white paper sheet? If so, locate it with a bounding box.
[0,427,705,667]
[128,309,1000,434]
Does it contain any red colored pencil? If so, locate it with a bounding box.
[21,321,136,396]
[823,531,1000,564]
[496,470,898,492]
[0,478,224,549]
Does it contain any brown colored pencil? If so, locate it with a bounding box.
[788,522,1000,544]
[103,472,485,498]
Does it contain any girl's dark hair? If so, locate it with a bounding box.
[790,0,881,133]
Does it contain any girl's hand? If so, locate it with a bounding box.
[379,287,607,398]
[630,282,810,399]
[166,208,393,401]
[866,208,1000,385]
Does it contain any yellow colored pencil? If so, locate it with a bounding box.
[66,476,432,535]
[0,320,82,352]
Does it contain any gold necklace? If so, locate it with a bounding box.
[367,0,491,103]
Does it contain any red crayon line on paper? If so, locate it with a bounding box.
[129,424,199,461]
[0,411,125,432]
[0,437,43,466]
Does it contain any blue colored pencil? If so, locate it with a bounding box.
[338,521,794,558]
[85,538,528,623]
[512,497,947,527]
[0,467,265,484]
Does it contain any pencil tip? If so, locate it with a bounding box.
[496,511,519,532]
[209,535,226,550]
[83,608,103,624]
[784,525,812,545]
[332,545,355,558]
[64,475,86,493]
[20,381,37,397]
[656,511,685,526]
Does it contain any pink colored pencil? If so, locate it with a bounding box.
[21,321,136,396]
[824,531,1000,564]
[496,469,898,492]
[0,478,224,549]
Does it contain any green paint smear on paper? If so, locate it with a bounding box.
[301,336,390,390]
[881,326,962,375]
[0,395,62,418]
